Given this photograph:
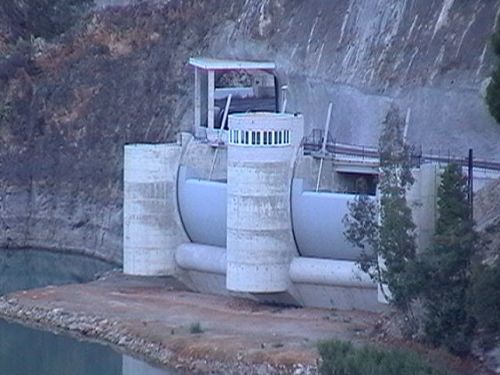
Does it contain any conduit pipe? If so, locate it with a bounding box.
[289,257,374,289]
[175,243,374,289]
[175,243,226,275]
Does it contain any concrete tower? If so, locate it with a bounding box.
[123,144,184,275]
[226,112,303,292]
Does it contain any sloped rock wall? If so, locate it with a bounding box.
[1,0,500,262]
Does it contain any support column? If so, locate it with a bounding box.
[208,69,215,129]
[226,113,303,292]
[407,164,441,253]
[194,67,201,129]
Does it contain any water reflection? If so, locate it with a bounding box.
[0,318,120,374]
[0,249,174,375]
[0,249,113,296]
[0,319,173,375]
[122,355,173,375]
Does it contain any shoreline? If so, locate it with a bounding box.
[0,298,179,372]
[0,274,333,374]
[1,272,493,375]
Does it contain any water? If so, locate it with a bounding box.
[0,249,113,296]
[0,249,174,375]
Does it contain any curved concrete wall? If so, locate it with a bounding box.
[123,144,184,276]
[292,179,375,260]
[226,113,302,293]
[177,166,227,247]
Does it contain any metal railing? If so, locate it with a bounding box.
[302,130,500,172]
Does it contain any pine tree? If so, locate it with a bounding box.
[377,105,417,311]
[344,104,418,312]
[418,163,476,355]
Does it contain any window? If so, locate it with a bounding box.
[229,129,291,146]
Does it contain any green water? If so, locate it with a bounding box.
[0,249,113,296]
[0,249,174,375]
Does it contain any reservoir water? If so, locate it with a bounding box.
[0,249,174,375]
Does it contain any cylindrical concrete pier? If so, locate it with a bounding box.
[226,112,303,292]
[123,144,183,275]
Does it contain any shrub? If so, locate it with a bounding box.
[486,17,500,124]
[486,67,500,123]
[189,322,203,334]
[317,340,451,375]
[416,164,476,355]
[469,259,500,333]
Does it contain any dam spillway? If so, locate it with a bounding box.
[123,111,392,311]
[122,57,447,312]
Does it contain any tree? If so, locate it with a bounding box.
[344,104,418,313]
[417,163,476,355]
[486,17,500,124]
[469,256,500,334]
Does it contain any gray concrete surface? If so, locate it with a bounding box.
[123,144,186,276]
[226,113,301,293]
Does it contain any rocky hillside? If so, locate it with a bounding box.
[1,0,500,262]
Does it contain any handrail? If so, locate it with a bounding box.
[303,141,500,171]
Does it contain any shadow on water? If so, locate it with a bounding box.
[0,248,174,375]
[0,248,114,296]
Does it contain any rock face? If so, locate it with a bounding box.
[1,0,500,262]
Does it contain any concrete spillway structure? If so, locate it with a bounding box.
[226,113,302,292]
[122,58,450,311]
[123,144,186,276]
[122,111,444,311]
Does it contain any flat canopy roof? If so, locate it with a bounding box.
[189,57,275,71]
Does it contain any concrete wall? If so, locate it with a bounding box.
[180,139,227,182]
[177,167,227,247]
[291,179,375,260]
[407,163,441,253]
[208,0,500,160]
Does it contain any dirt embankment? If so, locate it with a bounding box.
[0,273,494,375]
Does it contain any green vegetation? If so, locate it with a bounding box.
[344,104,418,316]
[486,17,500,123]
[343,106,494,355]
[188,322,203,334]
[416,164,476,355]
[317,340,451,375]
[0,101,11,122]
[469,257,500,333]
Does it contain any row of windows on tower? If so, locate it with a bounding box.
[228,129,291,146]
